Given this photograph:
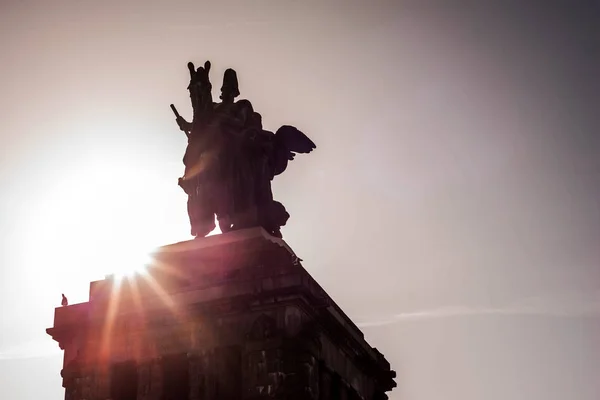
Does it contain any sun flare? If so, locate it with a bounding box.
[110,248,154,281]
[17,158,192,304]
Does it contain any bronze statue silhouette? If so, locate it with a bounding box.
[171,60,316,238]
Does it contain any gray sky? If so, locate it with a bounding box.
[1,1,599,399]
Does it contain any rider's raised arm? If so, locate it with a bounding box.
[170,104,192,137]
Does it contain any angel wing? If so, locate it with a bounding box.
[269,125,316,178]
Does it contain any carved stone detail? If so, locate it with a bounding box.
[247,314,277,341]
[47,230,396,400]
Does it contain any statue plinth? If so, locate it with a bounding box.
[47,229,396,400]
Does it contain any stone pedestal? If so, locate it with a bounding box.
[47,228,396,400]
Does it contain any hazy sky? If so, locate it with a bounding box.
[1,1,599,399]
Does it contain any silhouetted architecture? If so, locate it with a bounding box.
[47,60,395,400]
[171,60,316,239]
[47,229,397,400]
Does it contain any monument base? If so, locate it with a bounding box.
[47,228,396,400]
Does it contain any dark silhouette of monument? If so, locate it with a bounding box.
[46,60,396,400]
[172,60,316,238]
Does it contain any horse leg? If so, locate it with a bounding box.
[217,214,232,233]
[189,186,216,238]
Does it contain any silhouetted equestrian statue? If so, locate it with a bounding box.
[170,60,316,238]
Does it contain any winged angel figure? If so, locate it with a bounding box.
[171,60,316,238]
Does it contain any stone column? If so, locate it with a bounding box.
[148,360,163,400]
[188,353,204,400]
[94,367,111,400]
[137,362,152,400]
[319,367,332,400]
[278,338,320,400]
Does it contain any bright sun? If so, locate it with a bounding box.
[110,245,154,280]
[18,159,194,303]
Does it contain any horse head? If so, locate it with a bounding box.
[187,61,214,120]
